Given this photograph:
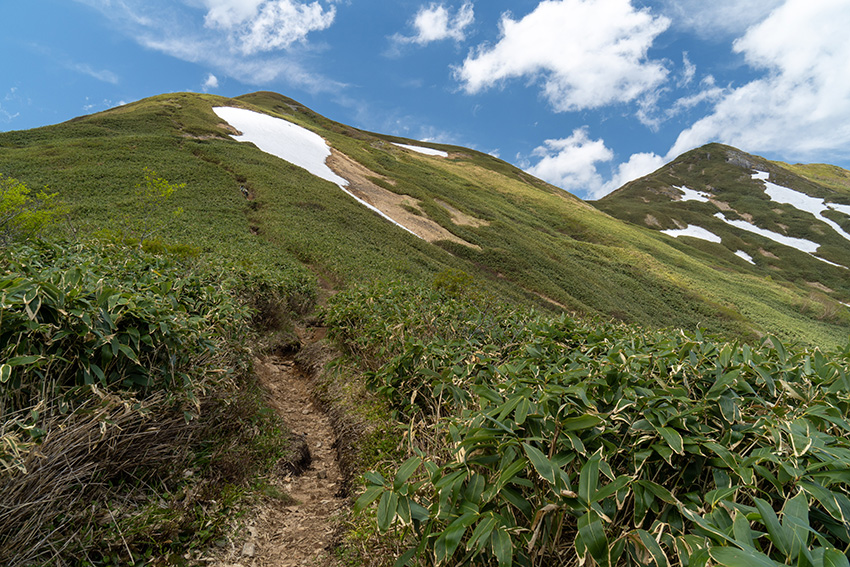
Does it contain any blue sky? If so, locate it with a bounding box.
[3,0,849,199]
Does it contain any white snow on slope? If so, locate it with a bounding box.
[675,185,711,202]
[735,250,755,264]
[392,142,449,158]
[713,212,819,253]
[661,225,722,243]
[214,106,346,187]
[213,107,420,239]
[752,170,850,243]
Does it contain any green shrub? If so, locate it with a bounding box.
[329,281,850,567]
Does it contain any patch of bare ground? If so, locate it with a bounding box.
[212,331,346,567]
[327,149,480,249]
[759,248,780,259]
[644,214,661,228]
[807,281,835,293]
[434,199,489,228]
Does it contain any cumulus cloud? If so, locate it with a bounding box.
[203,73,219,90]
[525,128,668,199]
[526,128,614,194]
[73,0,340,92]
[393,2,475,46]
[455,0,670,112]
[667,0,850,163]
[201,0,336,55]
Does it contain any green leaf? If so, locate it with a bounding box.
[523,443,557,486]
[579,452,601,503]
[6,355,40,366]
[515,397,530,425]
[562,414,604,431]
[592,475,632,504]
[467,516,498,552]
[635,529,669,567]
[353,485,383,512]
[393,548,418,567]
[364,471,388,487]
[435,513,477,563]
[0,364,11,384]
[753,497,789,557]
[732,511,755,549]
[491,528,513,567]
[497,457,528,489]
[823,549,850,567]
[652,424,684,455]
[708,546,780,567]
[783,492,810,561]
[377,490,399,533]
[394,456,421,490]
[578,510,610,567]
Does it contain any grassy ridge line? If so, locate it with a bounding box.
[326,280,850,567]
[1,92,848,346]
[596,144,850,303]
[238,93,850,347]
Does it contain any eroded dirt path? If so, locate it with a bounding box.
[217,346,345,567]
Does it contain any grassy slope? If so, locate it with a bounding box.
[1,94,847,347]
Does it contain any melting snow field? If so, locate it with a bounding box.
[392,142,449,158]
[213,107,420,238]
[752,171,850,243]
[661,225,722,243]
[713,212,819,253]
[676,185,711,203]
[735,250,755,264]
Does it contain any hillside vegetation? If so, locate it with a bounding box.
[596,144,850,322]
[1,93,848,346]
[2,93,850,566]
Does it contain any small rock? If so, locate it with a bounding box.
[242,542,256,557]
[302,408,311,415]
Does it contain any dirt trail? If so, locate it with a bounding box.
[216,333,345,567]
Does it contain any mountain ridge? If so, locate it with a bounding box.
[1,92,848,346]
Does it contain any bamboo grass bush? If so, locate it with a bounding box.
[328,281,850,567]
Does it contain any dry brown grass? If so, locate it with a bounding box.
[0,391,196,566]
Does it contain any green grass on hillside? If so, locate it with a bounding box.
[1,94,848,347]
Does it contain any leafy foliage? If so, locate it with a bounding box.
[0,174,61,246]
[329,281,850,566]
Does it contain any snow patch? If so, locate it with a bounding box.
[213,107,421,239]
[675,185,711,203]
[753,170,850,242]
[735,250,755,264]
[713,212,819,253]
[661,225,722,243]
[392,142,449,158]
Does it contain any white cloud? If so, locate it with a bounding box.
[202,0,336,55]
[455,0,670,112]
[73,0,341,92]
[71,63,120,84]
[203,73,219,90]
[668,0,850,163]
[679,52,695,87]
[657,0,784,37]
[526,127,613,194]
[525,128,667,199]
[393,2,475,46]
[600,152,666,198]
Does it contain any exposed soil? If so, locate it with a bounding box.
[327,149,481,249]
[213,330,346,567]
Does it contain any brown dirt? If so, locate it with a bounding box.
[212,334,346,567]
[434,199,489,228]
[326,149,481,249]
